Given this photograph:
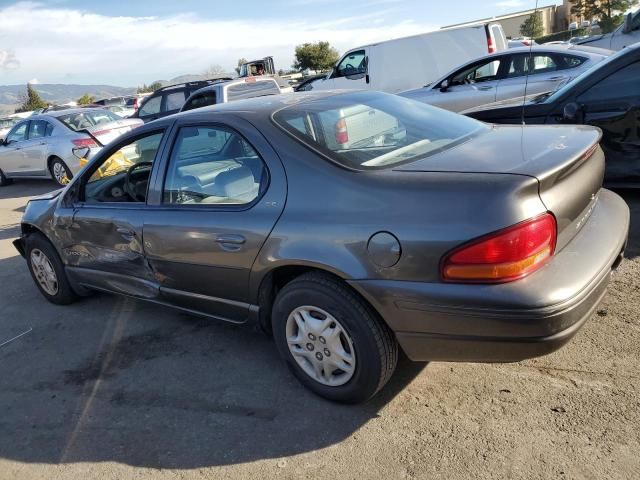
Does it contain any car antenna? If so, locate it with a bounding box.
[522,0,540,126]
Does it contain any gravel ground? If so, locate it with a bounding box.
[0,180,638,480]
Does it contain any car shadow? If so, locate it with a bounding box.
[0,253,427,469]
[0,179,59,201]
[615,189,640,260]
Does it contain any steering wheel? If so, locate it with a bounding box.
[124,161,152,202]
[345,63,354,69]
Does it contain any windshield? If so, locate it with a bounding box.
[545,47,630,103]
[57,110,121,131]
[273,91,487,170]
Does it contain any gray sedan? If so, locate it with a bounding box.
[399,45,612,112]
[12,91,629,403]
[0,108,142,187]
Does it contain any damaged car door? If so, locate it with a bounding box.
[56,130,167,297]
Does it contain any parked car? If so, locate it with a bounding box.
[0,108,142,187]
[576,9,640,50]
[462,43,640,184]
[312,23,507,93]
[398,45,611,113]
[181,77,281,112]
[131,79,232,123]
[293,74,327,92]
[12,91,628,403]
[508,38,537,48]
[0,117,20,140]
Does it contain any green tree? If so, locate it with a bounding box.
[15,83,48,113]
[571,0,637,33]
[235,57,248,75]
[137,81,163,93]
[76,93,94,105]
[292,41,339,72]
[520,11,544,38]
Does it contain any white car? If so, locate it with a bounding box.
[398,45,612,113]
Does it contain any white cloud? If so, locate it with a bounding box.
[0,1,432,86]
[28,78,39,84]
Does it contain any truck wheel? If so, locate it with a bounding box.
[272,272,398,404]
[26,232,77,305]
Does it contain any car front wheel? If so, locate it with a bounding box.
[272,272,398,403]
[26,233,77,305]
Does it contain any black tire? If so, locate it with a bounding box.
[272,272,398,404]
[0,168,13,186]
[25,232,77,305]
[49,157,73,187]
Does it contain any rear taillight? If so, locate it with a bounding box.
[441,213,557,283]
[72,138,98,148]
[487,35,496,53]
[335,118,349,145]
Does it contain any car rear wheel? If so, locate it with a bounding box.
[272,272,398,403]
[26,233,77,305]
[0,168,13,186]
[49,157,72,187]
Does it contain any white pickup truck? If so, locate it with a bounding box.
[576,10,640,50]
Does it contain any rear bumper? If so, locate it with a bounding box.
[350,189,629,362]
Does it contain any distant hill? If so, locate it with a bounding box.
[0,83,137,114]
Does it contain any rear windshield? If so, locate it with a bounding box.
[57,110,121,131]
[273,91,486,170]
[227,80,280,102]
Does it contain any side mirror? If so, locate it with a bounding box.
[72,146,90,160]
[623,12,633,34]
[0,139,5,146]
[440,79,450,92]
[563,102,584,123]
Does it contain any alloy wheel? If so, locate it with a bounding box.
[285,306,356,386]
[52,161,70,185]
[30,248,59,296]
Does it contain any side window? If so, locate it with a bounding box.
[83,132,164,203]
[45,122,54,137]
[138,96,161,117]
[452,60,501,85]
[164,91,186,112]
[28,120,47,139]
[163,126,266,206]
[5,122,28,144]
[557,54,586,70]
[633,13,640,31]
[506,54,557,78]
[578,61,640,103]
[183,91,216,112]
[334,50,366,78]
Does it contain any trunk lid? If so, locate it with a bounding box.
[87,118,143,145]
[394,124,604,249]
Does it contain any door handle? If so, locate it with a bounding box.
[215,234,246,245]
[116,227,136,240]
[477,85,493,91]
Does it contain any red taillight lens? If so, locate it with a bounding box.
[335,118,349,145]
[487,36,496,53]
[441,213,557,283]
[72,138,98,148]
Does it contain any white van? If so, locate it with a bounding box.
[313,23,507,94]
[576,10,640,50]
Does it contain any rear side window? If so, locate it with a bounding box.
[138,96,161,117]
[28,120,47,139]
[165,91,186,112]
[578,61,640,102]
[557,54,586,69]
[506,54,558,78]
[163,126,266,205]
[183,91,217,111]
[273,91,486,170]
[226,81,280,102]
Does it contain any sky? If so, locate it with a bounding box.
[0,0,560,87]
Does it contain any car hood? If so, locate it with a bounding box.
[29,189,63,202]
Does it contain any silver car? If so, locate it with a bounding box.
[399,45,612,113]
[0,108,142,187]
